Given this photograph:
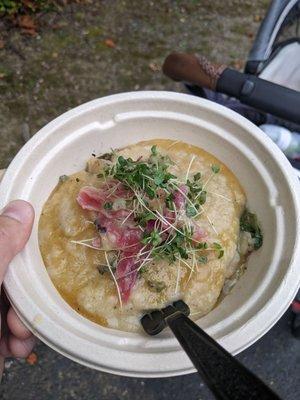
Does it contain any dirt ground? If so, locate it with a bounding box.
[0,0,269,168]
[2,1,300,400]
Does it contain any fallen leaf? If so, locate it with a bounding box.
[18,15,37,30]
[26,352,38,365]
[51,23,63,30]
[104,38,116,48]
[233,60,243,70]
[149,62,160,72]
[52,52,58,58]
[21,28,37,37]
[254,15,262,23]
[0,40,4,49]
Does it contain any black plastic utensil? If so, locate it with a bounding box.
[141,301,281,400]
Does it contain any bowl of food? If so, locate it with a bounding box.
[0,91,299,377]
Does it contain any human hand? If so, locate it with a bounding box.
[0,200,35,380]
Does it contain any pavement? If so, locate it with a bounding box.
[1,310,299,400]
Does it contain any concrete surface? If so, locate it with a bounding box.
[1,310,299,400]
[0,1,299,399]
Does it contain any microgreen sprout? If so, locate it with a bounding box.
[212,242,224,259]
[211,164,220,174]
[240,209,263,250]
[142,230,162,247]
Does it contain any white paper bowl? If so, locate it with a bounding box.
[1,91,300,377]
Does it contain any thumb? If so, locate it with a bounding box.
[0,200,34,284]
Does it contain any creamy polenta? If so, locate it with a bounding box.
[39,139,262,332]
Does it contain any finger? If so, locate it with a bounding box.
[8,335,36,358]
[0,200,34,283]
[7,307,32,340]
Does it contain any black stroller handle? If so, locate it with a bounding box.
[163,53,300,125]
[245,0,299,74]
[141,301,281,400]
[216,68,300,125]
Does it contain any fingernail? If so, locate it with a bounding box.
[2,200,34,224]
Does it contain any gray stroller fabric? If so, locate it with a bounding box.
[259,41,300,91]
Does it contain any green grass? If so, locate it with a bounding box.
[0,0,19,14]
[0,0,58,16]
[230,22,247,35]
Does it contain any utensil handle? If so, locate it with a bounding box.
[166,313,281,400]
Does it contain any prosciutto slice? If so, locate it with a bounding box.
[96,211,143,301]
[77,181,133,211]
[173,184,188,209]
[95,212,141,248]
[192,222,207,242]
[77,186,106,211]
[77,179,207,302]
[115,254,139,302]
